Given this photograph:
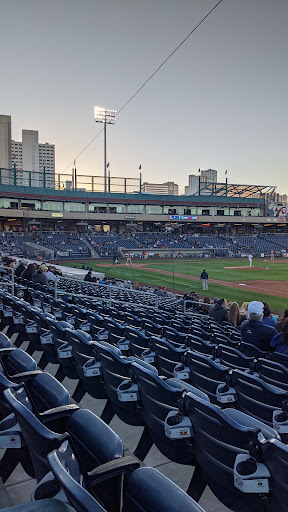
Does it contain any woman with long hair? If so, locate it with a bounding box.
[227,301,242,327]
[201,297,211,314]
[271,318,288,354]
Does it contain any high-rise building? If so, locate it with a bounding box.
[185,169,217,195]
[0,115,12,169]
[141,181,179,195]
[11,129,55,188]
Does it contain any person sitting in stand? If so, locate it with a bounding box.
[240,301,277,352]
[270,318,288,354]
[262,303,277,327]
[209,298,228,323]
[14,258,28,277]
[32,264,49,286]
[84,270,93,282]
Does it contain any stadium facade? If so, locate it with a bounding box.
[0,167,286,234]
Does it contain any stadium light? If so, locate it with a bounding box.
[94,106,117,193]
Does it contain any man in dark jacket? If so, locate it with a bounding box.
[240,301,277,352]
[200,269,208,290]
[14,259,28,277]
[208,298,228,323]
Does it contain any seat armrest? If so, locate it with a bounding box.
[87,456,140,487]
[10,370,42,383]
[0,348,15,356]
[41,404,79,421]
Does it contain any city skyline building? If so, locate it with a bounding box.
[0,115,12,169]
[11,129,55,188]
[141,181,179,195]
[185,169,218,196]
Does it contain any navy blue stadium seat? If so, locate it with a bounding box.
[255,358,288,390]
[45,442,205,512]
[65,329,106,402]
[239,342,269,359]
[183,391,279,510]
[186,335,215,356]
[185,351,230,404]
[131,361,207,465]
[216,344,254,370]
[149,336,187,378]
[0,371,72,482]
[227,369,288,438]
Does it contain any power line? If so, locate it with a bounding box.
[60,0,223,174]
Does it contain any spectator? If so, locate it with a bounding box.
[240,302,250,319]
[22,263,37,281]
[46,266,57,282]
[270,318,288,354]
[240,301,277,352]
[276,310,288,333]
[84,271,93,282]
[201,297,211,314]
[227,301,244,327]
[209,298,228,323]
[32,264,49,286]
[262,303,277,327]
[14,258,28,277]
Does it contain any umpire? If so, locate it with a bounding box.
[200,269,208,290]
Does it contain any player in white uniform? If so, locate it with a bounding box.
[248,254,253,267]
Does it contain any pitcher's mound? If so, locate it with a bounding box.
[224,266,269,270]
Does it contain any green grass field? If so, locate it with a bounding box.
[63,258,288,313]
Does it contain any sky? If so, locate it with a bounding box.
[1,0,287,194]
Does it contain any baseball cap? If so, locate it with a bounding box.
[248,301,264,315]
[38,264,48,271]
[19,259,27,265]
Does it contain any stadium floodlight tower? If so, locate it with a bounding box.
[94,106,117,193]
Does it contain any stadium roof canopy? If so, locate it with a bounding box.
[195,182,276,198]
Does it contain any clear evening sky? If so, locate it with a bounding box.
[1,0,287,193]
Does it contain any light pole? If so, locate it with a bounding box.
[94,106,117,193]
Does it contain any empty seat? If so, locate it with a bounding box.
[184,391,279,511]
[45,442,205,512]
[185,351,229,404]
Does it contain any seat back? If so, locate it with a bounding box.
[131,362,194,464]
[163,326,187,345]
[261,438,288,512]
[271,351,288,368]
[239,342,269,359]
[150,337,186,378]
[184,392,277,512]
[216,344,254,370]
[3,374,72,481]
[123,467,206,512]
[47,441,106,512]
[125,327,151,358]
[66,409,123,471]
[255,358,288,390]
[185,351,229,403]
[186,335,215,356]
[0,332,12,348]
[93,341,143,425]
[1,348,37,376]
[231,369,288,426]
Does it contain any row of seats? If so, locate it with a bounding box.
[0,334,204,512]
[2,290,288,510]
[2,326,288,512]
